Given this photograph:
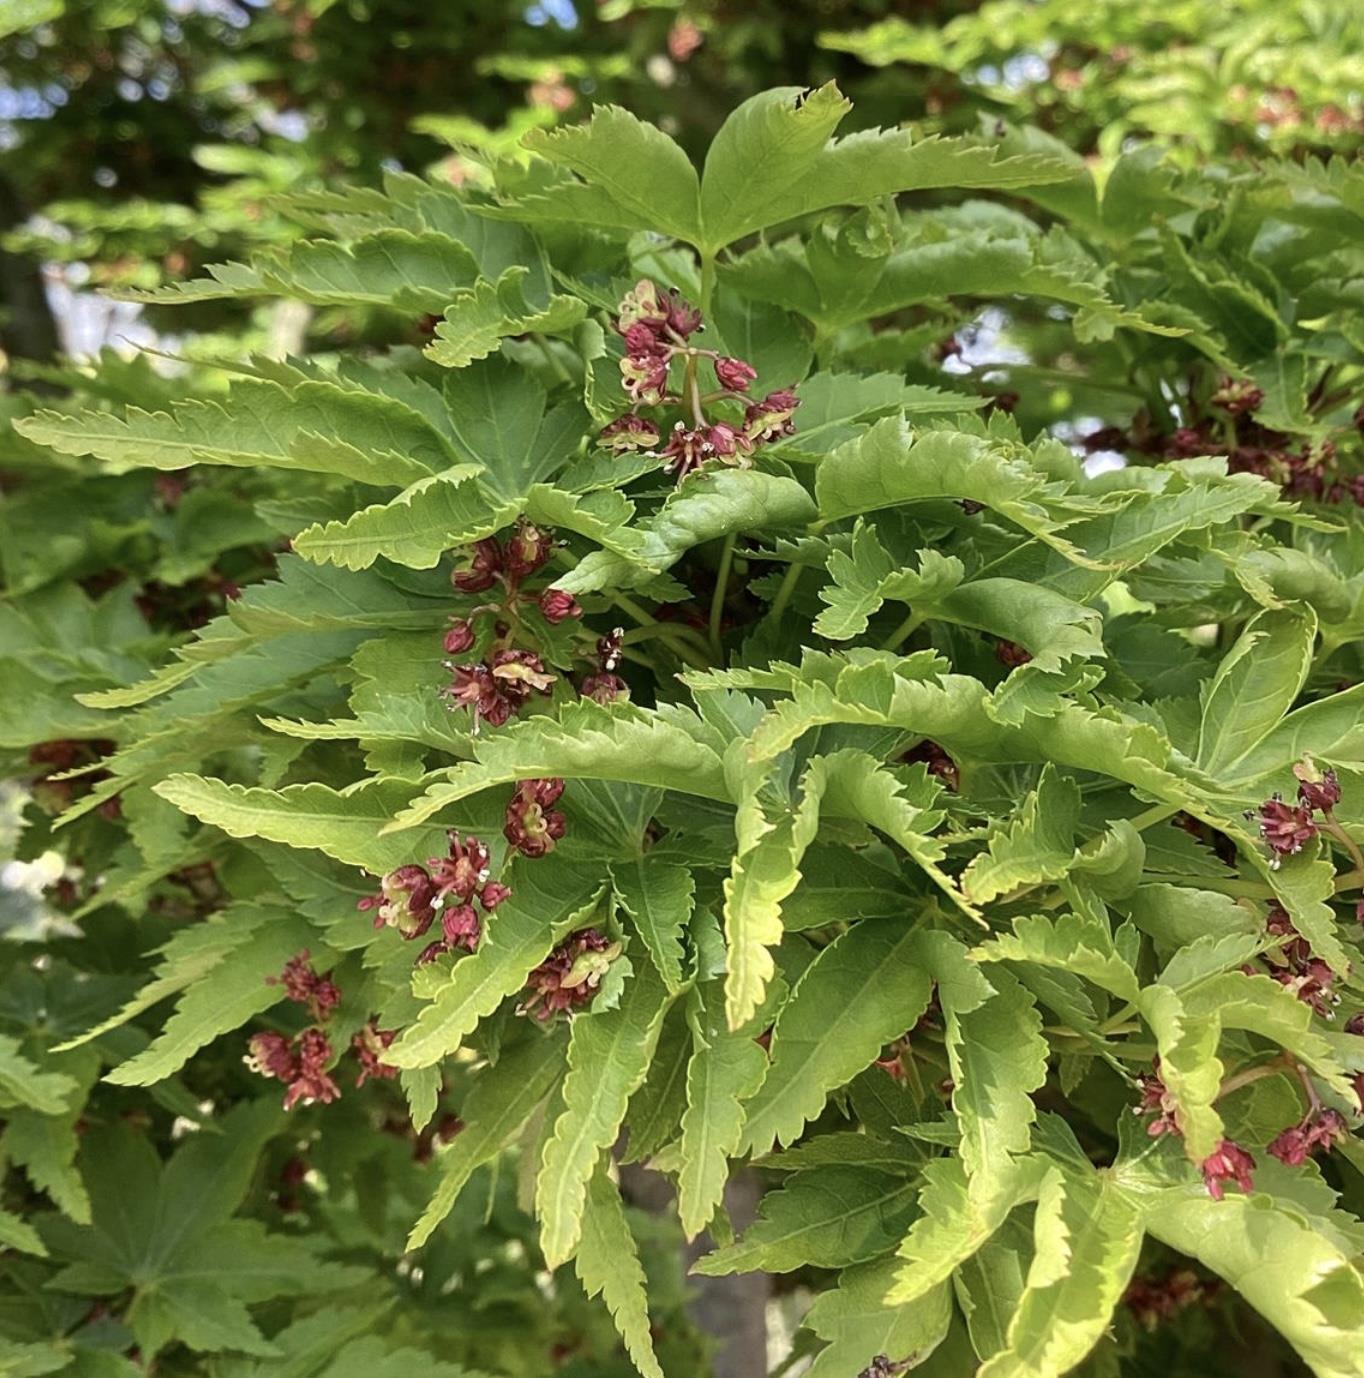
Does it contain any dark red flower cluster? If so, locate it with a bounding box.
[358,831,510,964]
[520,928,620,1022]
[1147,404,1364,506]
[1268,1106,1349,1166]
[442,521,583,730]
[1251,796,1318,860]
[270,950,340,1023]
[580,626,628,703]
[600,277,800,481]
[1200,1139,1256,1201]
[247,1028,341,1111]
[1262,902,1340,1017]
[351,1021,400,1088]
[1124,1269,1215,1330]
[445,648,556,729]
[1250,756,1345,865]
[504,778,567,858]
[994,639,1033,669]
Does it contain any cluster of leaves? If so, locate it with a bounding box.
[8,72,1364,1378]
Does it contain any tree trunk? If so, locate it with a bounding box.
[0,172,61,376]
[620,1162,771,1377]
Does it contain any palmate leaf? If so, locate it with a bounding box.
[677,979,769,1239]
[535,954,672,1267]
[697,83,1072,253]
[573,1161,665,1378]
[406,1033,565,1250]
[737,917,934,1154]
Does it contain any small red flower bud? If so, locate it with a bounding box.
[351,1021,399,1088]
[599,415,661,452]
[270,950,341,1022]
[480,880,512,910]
[538,588,582,624]
[1268,1107,1348,1166]
[453,538,503,593]
[371,864,438,939]
[504,522,555,579]
[581,672,628,704]
[1200,1139,1255,1200]
[1293,758,1341,813]
[714,356,757,392]
[995,639,1033,668]
[440,903,482,952]
[665,293,703,338]
[504,777,568,858]
[1211,376,1265,417]
[443,618,476,654]
[520,928,620,1021]
[743,388,800,444]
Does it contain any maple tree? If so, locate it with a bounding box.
[4,12,1364,1376]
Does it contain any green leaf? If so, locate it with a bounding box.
[0,1036,76,1114]
[803,1264,953,1378]
[520,105,702,243]
[387,702,729,834]
[677,981,769,1239]
[978,1172,1143,1378]
[406,1034,565,1249]
[611,856,693,995]
[559,469,818,596]
[17,379,450,487]
[105,910,313,1086]
[1136,985,1225,1161]
[738,917,933,1154]
[974,913,1142,1004]
[536,954,672,1267]
[387,862,607,1070]
[1136,1186,1364,1378]
[573,1161,665,1378]
[698,83,1070,252]
[154,775,457,874]
[426,269,587,370]
[888,1156,1048,1305]
[723,757,827,1030]
[1196,608,1316,776]
[962,766,1082,905]
[691,1164,918,1275]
